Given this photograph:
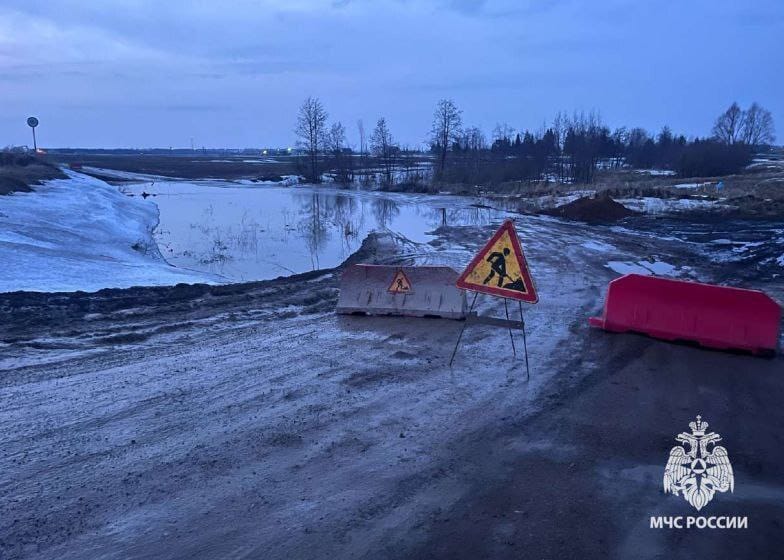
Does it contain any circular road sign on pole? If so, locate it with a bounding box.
[27,116,39,151]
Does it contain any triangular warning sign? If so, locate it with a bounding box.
[388,269,413,294]
[456,219,538,303]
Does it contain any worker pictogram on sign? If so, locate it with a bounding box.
[388,269,413,294]
[456,219,538,303]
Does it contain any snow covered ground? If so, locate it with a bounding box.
[671,181,714,189]
[0,171,216,293]
[234,175,300,186]
[633,168,677,176]
[616,196,725,214]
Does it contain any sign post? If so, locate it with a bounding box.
[27,117,39,152]
[451,219,538,378]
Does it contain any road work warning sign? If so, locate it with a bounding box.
[456,219,538,303]
[388,269,413,294]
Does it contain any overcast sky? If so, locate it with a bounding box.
[2,0,782,149]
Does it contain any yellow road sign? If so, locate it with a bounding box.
[456,219,538,303]
[388,269,413,294]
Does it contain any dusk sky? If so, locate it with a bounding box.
[2,0,782,149]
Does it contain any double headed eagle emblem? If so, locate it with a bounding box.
[663,416,734,511]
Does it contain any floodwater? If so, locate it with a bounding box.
[125,180,508,282]
[120,179,783,297]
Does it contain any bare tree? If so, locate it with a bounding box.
[611,127,628,168]
[552,111,567,150]
[459,126,486,180]
[294,97,328,183]
[712,102,744,145]
[431,99,462,178]
[461,126,486,151]
[327,121,346,150]
[371,117,396,186]
[741,102,776,146]
[552,111,570,180]
[327,121,353,185]
[492,122,515,144]
[356,119,366,156]
[356,119,367,185]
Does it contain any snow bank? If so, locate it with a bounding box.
[0,170,217,293]
[671,181,713,189]
[80,166,171,182]
[616,197,722,214]
[234,175,300,187]
[634,169,676,176]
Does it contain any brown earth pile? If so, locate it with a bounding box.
[542,193,640,223]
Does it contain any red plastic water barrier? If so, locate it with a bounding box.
[589,274,781,355]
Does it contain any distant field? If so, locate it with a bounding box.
[45,151,436,183]
[47,153,303,180]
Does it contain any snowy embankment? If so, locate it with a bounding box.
[0,170,217,293]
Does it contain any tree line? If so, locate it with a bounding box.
[294,98,776,186]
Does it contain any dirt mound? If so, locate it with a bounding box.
[542,193,639,223]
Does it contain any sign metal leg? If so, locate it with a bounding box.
[519,301,530,381]
[504,298,516,357]
[449,292,478,367]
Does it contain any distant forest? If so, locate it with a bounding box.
[295,98,776,186]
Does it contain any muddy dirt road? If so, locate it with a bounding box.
[1,218,782,559]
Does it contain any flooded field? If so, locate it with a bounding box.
[2,170,780,294]
[123,180,508,282]
[119,178,784,293]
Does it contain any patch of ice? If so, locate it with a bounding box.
[643,261,678,275]
[606,261,650,275]
[606,259,679,277]
[582,240,616,252]
[0,171,218,293]
[732,241,765,253]
[777,254,784,267]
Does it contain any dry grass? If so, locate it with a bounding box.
[0,162,67,195]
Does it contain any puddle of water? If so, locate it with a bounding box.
[126,181,507,282]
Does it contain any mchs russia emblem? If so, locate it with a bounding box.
[663,416,734,511]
